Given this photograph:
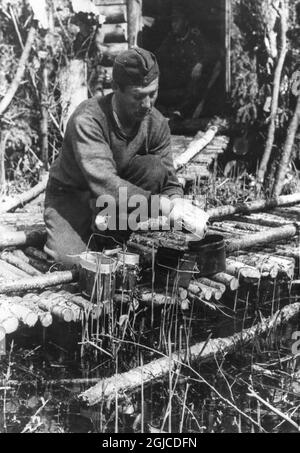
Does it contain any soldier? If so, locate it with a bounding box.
[44,48,208,266]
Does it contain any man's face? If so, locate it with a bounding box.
[115,78,159,123]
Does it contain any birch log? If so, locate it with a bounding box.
[225,225,298,254]
[207,193,300,220]
[0,270,78,295]
[0,229,46,249]
[80,302,300,405]
[0,176,48,214]
[173,127,218,171]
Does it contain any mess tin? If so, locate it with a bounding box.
[188,234,226,277]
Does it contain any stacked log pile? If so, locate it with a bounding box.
[0,290,94,335]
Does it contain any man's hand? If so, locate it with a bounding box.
[169,198,209,239]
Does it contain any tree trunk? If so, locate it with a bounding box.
[257,1,288,190]
[272,93,300,197]
[59,59,88,131]
[127,0,142,48]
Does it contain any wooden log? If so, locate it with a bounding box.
[231,254,279,279]
[1,252,42,277]
[226,259,261,282]
[0,176,48,214]
[173,127,218,171]
[211,273,239,291]
[0,259,30,279]
[0,307,19,334]
[19,293,53,328]
[138,291,174,306]
[79,302,300,404]
[24,247,49,262]
[37,293,73,323]
[0,270,78,295]
[0,300,38,328]
[189,282,213,301]
[225,225,298,254]
[12,250,50,274]
[197,278,227,296]
[264,255,295,280]
[207,193,300,220]
[275,247,300,261]
[37,291,84,323]
[0,229,46,249]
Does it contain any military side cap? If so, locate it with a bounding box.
[113,47,159,87]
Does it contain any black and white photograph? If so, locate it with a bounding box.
[0,0,299,436]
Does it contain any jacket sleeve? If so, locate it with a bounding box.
[69,113,151,207]
[148,117,184,199]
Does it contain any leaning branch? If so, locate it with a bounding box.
[0,26,36,116]
[0,175,48,214]
[79,303,300,405]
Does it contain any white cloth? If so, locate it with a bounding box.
[170,199,209,240]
